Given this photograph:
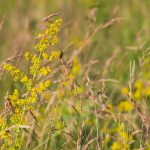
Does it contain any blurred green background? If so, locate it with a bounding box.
[0,0,150,80]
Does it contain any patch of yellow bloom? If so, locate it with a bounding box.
[111,123,132,150]
[42,52,49,59]
[111,142,122,150]
[70,57,80,79]
[144,87,150,96]
[40,66,51,76]
[36,80,51,94]
[2,18,63,149]
[121,79,150,101]
[3,64,20,81]
[118,100,133,112]
[49,50,61,61]
[34,18,62,52]
[134,80,143,89]
[0,117,6,131]
[121,87,129,95]
[25,51,30,61]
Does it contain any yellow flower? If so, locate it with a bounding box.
[30,55,41,76]
[3,63,13,71]
[144,87,150,96]
[51,36,58,45]
[118,100,133,112]
[40,66,51,76]
[121,87,129,95]
[3,64,20,81]
[13,89,19,96]
[111,142,122,150]
[133,89,142,100]
[42,52,49,59]
[1,18,63,149]
[44,80,51,87]
[34,18,62,52]
[21,75,28,83]
[36,80,51,94]
[37,83,45,93]
[25,79,33,90]
[49,50,61,61]
[25,52,30,61]
[0,117,6,130]
[134,80,143,89]
[70,57,80,78]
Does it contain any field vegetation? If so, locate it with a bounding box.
[0,0,150,149]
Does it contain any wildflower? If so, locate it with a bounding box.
[44,80,51,87]
[30,55,41,77]
[144,87,150,96]
[134,80,143,89]
[133,89,142,100]
[0,117,6,130]
[51,36,58,45]
[42,52,49,59]
[34,18,62,52]
[3,63,13,71]
[70,57,80,79]
[25,79,33,91]
[20,75,28,83]
[49,50,61,61]
[71,86,83,96]
[118,100,133,112]
[25,52,30,61]
[111,142,122,150]
[36,83,45,94]
[40,66,51,76]
[121,87,129,95]
[2,17,63,149]
[3,64,20,81]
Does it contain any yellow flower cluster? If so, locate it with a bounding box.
[49,50,61,61]
[9,89,33,108]
[111,123,132,150]
[28,19,62,78]
[70,57,80,79]
[2,18,63,149]
[118,100,133,112]
[1,131,13,150]
[42,52,49,59]
[3,64,20,81]
[58,57,83,99]
[134,80,150,99]
[0,117,6,131]
[30,54,41,77]
[121,79,150,101]
[3,63,33,91]
[40,66,51,76]
[34,18,62,52]
[25,51,30,61]
[111,142,122,150]
[70,86,83,96]
[35,80,51,94]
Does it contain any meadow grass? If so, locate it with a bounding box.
[0,0,150,149]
